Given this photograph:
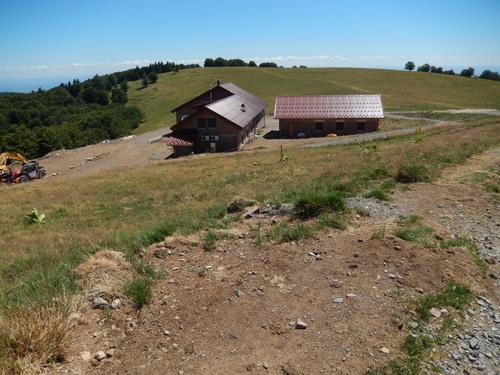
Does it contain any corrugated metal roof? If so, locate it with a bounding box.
[274,95,384,119]
[167,136,193,147]
[206,94,263,128]
[172,83,267,130]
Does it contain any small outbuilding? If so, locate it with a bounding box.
[167,82,267,156]
[274,95,384,138]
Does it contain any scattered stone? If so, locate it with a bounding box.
[262,362,269,370]
[394,245,402,251]
[469,338,479,349]
[295,318,307,329]
[353,252,359,258]
[106,348,115,357]
[241,205,260,219]
[333,297,344,304]
[111,299,121,309]
[388,274,397,279]
[408,321,419,329]
[430,307,442,318]
[330,279,343,288]
[235,289,244,297]
[346,293,358,300]
[380,347,390,355]
[92,297,109,310]
[80,351,91,361]
[94,351,107,361]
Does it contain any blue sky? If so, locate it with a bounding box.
[1,0,499,92]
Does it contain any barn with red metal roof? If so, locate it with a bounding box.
[274,95,384,138]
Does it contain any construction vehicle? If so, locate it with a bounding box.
[0,152,46,183]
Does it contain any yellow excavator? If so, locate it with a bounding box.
[0,152,46,183]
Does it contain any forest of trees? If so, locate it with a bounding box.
[404,61,499,81]
[0,61,200,158]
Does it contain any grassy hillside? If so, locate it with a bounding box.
[127,67,500,133]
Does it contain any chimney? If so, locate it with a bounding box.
[217,79,221,86]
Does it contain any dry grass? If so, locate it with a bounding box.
[127,67,500,133]
[0,294,83,374]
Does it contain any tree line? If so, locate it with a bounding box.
[0,61,200,159]
[404,61,499,81]
[204,57,279,68]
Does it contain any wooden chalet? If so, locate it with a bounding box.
[274,95,384,138]
[168,82,267,156]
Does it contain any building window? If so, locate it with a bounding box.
[207,118,217,128]
[336,121,344,131]
[357,121,365,131]
[197,118,206,128]
[315,121,324,131]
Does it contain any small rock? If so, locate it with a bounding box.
[346,293,357,299]
[80,351,91,361]
[111,299,121,309]
[262,362,269,369]
[388,274,397,279]
[92,297,108,310]
[469,338,479,349]
[295,318,307,329]
[94,351,106,361]
[333,297,344,304]
[394,245,402,251]
[235,289,244,298]
[164,330,170,336]
[380,347,390,355]
[408,321,419,329]
[106,348,115,357]
[429,307,442,318]
[353,252,359,258]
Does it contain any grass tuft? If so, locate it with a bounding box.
[124,279,152,309]
[0,294,81,373]
[266,221,314,243]
[439,237,487,274]
[395,162,431,183]
[293,189,346,219]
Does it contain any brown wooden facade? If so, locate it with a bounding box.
[168,83,266,156]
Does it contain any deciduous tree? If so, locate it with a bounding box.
[404,61,415,71]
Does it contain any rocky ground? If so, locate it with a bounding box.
[43,146,499,375]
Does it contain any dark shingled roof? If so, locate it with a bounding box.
[274,95,384,119]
